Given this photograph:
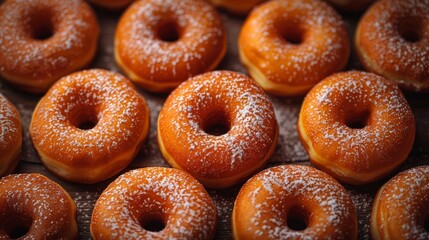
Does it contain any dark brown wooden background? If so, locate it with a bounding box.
[1,3,428,239]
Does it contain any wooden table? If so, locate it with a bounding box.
[1,3,428,239]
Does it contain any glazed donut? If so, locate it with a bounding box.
[158,71,278,188]
[30,69,150,184]
[239,0,349,96]
[324,0,373,12]
[0,173,77,239]
[91,167,217,239]
[87,0,135,9]
[0,0,100,93]
[298,71,415,185]
[371,166,429,240]
[0,94,22,177]
[115,0,227,93]
[233,165,358,239]
[355,0,429,91]
[207,0,265,15]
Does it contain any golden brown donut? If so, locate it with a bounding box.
[30,69,150,184]
[0,173,77,239]
[355,0,429,91]
[207,0,265,15]
[87,0,135,9]
[298,71,415,185]
[0,0,99,93]
[115,0,227,93]
[239,0,350,96]
[233,165,358,239]
[324,0,373,12]
[0,94,22,177]
[158,71,278,189]
[91,167,217,239]
[371,166,429,240]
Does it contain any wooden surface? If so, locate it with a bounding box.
[1,3,428,240]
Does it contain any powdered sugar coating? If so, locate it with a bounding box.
[30,69,149,183]
[0,93,22,176]
[115,0,226,86]
[371,166,429,239]
[0,94,21,151]
[0,0,99,92]
[356,0,429,90]
[0,173,77,239]
[299,71,415,184]
[91,167,217,239]
[239,0,349,86]
[233,165,357,239]
[158,71,278,185]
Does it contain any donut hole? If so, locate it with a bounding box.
[277,21,304,45]
[424,215,429,232]
[29,9,54,40]
[282,29,304,45]
[78,119,98,130]
[139,212,166,232]
[345,110,371,129]
[70,106,99,130]
[158,21,180,42]
[398,18,422,43]
[286,205,309,231]
[3,215,32,239]
[203,112,230,136]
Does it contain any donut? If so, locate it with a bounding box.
[115,0,227,93]
[207,0,265,15]
[30,69,150,184]
[0,94,22,177]
[91,167,217,239]
[0,173,77,239]
[239,0,350,96]
[87,0,135,9]
[232,165,358,239]
[324,0,373,12]
[0,0,100,93]
[355,0,429,91]
[158,71,278,188]
[371,166,429,239]
[298,71,415,185]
